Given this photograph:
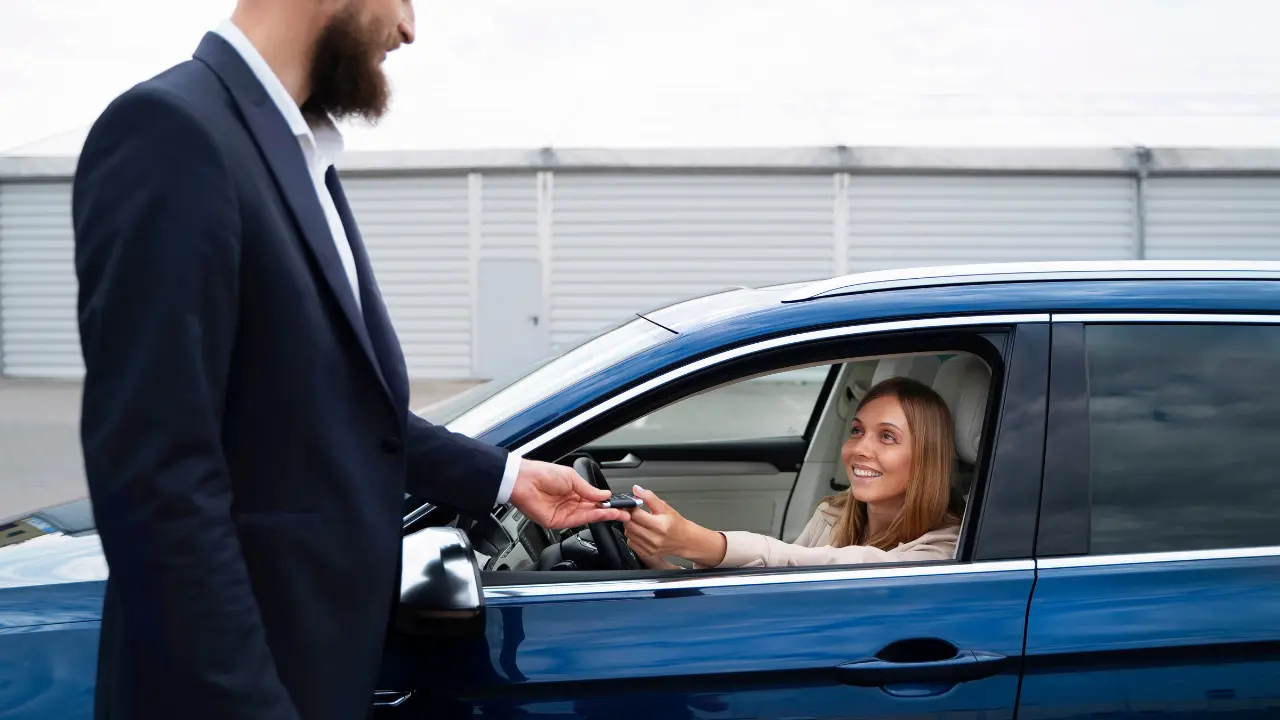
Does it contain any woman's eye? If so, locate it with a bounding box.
[881,432,896,443]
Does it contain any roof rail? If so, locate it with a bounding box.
[780,260,1280,303]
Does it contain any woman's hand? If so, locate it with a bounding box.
[624,486,728,567]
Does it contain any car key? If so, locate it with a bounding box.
[599,493,644,509]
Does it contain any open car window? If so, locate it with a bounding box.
[468,324,1017,587]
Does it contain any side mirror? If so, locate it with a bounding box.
[397,526,484,636]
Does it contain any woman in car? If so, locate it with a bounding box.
[623,376,964,568]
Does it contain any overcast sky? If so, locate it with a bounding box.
[4,0,1280,153]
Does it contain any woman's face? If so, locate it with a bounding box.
[841,394,913,508]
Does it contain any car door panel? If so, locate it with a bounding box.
[1020,554,1280,719]
[381,562,1035,719]
[379,321,1049,719]
[1021,318,1280,719]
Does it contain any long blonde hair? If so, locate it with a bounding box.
[826,376,962,550]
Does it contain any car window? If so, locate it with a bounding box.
[594,365,833,445]
[1084,322,1280,556]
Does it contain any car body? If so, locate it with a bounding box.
[3,260,1280,719]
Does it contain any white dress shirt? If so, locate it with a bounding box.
[212,20,521,504]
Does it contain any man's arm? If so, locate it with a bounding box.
[403,412,514,515]
[73,88,299,719]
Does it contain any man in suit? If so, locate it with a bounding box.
[71,1,628,718]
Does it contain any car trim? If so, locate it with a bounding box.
[510,313,1050,457]
[1052,312,1280,324]
[484,559,1033,600]
[782,260,1280,303]
[1038,545,1280,569]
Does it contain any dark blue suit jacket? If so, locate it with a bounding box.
[72,32,508,720]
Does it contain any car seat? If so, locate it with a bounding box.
[930,354,991,504]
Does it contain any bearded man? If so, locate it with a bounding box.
[70,2,627,718]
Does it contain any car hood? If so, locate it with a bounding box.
[0,497,107,594]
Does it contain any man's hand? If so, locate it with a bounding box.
[508,459,631,529]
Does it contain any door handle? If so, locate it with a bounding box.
[835,650,1007,687]
[599,453,642,469]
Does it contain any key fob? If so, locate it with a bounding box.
[600,493,644,509]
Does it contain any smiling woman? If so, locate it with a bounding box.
[623,376,964,569]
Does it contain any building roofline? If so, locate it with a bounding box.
[10,144,1280,181]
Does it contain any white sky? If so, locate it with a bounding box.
[4,0,1280,154]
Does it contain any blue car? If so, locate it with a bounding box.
[4,260,1280,719]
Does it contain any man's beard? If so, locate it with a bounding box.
[301,4,391,125]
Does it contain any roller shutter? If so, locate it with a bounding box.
[1145,177,1280,260]
[549,173,834,349]
[846,175,1138,272]
[0,180,82,378]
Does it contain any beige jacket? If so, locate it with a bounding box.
[711,501,960,569]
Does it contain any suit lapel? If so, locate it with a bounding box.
[192,32,393,403]
[325,168,409,409]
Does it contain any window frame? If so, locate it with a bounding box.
[1037,312,1280,563]
[465,314,1050,593]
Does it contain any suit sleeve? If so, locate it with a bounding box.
[73,88,300,719]
[403,411,510,516]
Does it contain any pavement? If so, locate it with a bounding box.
[0,378,481,518]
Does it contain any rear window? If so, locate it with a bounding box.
[1084,322,1280,555]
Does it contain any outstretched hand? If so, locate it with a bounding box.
[508,459,631,529]
[624,486,727,567]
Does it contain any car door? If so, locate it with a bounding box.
[1019,316,1280,718]
[377,319,1050,720]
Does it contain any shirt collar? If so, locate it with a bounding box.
[212,19,344,159]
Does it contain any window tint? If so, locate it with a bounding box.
[594,366,833,446]
[1085,323,1280,555]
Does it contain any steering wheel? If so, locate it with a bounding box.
[572,456,643,570]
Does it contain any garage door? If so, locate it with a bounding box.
[343,175,473,379]
[0,180,83,378]
[549,173,835,350]
[846,175,1139,272]
[1145,177,1280,260]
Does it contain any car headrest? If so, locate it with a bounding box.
[871,355,941,387]
[931,355,990,465]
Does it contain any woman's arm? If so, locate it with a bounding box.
[623,486,729,566]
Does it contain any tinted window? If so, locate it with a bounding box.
[1085,323,1280,555]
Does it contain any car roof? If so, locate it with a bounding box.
[642,260,1280,334]
[482,261,1280,446]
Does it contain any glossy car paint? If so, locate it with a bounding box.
[0,522,105,718]
[4,274,1280,719]
[1021,553,1280,718]
[380,562,1034,719]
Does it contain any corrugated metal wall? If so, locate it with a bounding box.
[846,175,1138,272]
[549,173,835,349]
[0,181,82,377]
[4,169,1280,379]
[1145,177,1280,260]
[343,175,473,379]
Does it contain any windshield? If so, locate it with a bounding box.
[419,316,676,438]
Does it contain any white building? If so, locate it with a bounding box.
[3,142,1280,381]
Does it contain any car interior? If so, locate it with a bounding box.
[433,343,998,585]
